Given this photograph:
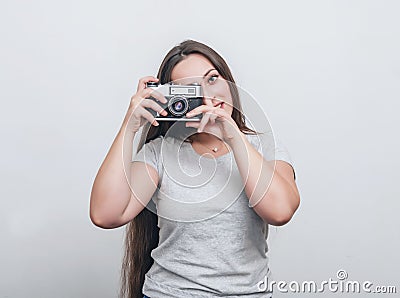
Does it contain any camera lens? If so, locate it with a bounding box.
[169,96,189,116]
[174,101,184,111]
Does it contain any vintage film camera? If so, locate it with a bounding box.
[145,82,203,121]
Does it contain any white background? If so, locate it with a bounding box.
[1,0,399,297]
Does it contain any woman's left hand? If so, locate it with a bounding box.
[185,105,243,144]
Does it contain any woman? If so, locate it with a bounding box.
[90,40,300,298]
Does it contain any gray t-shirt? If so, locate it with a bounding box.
[132,132,295,297]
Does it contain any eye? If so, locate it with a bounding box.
[207,74,219,84]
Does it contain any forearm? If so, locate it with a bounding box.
[90,124,135,225]
[230,133,298,225]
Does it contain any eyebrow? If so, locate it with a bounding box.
[203,68,216,78]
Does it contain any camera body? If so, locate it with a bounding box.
[145,82,203,121]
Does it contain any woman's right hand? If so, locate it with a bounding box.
[122,76,168,133]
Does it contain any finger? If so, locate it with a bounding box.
[147,89,167,104]
[137,76,159,92]
[198,112,212,132]
[209,113,218,125]
[139,88,156,99]
[141,98,168,116]
[211,107,230,119]
[139,88,168,105]
[185,122,199,128]
[140,108,160,126]
[186,105,212,118]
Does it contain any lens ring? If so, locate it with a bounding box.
[168,96,189,116]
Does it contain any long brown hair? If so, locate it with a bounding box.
[120,39,259,298]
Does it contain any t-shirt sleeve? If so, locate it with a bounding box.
[131,136,163,175]
[247,132,296,180]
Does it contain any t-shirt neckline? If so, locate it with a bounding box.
[185,141,232,160]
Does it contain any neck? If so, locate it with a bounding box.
[191,132,222,145]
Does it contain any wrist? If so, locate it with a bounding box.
[119,122,137,138]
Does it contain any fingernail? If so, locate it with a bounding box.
[197,128,202,132]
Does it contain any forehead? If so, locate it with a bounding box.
[171,54,215,83]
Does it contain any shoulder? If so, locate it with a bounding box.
[144,135,186,156]
[244,132,259,142]
[144,135,164,150]
[245,131,294,164]
[244,132,270,154]
[147,135,164,145]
